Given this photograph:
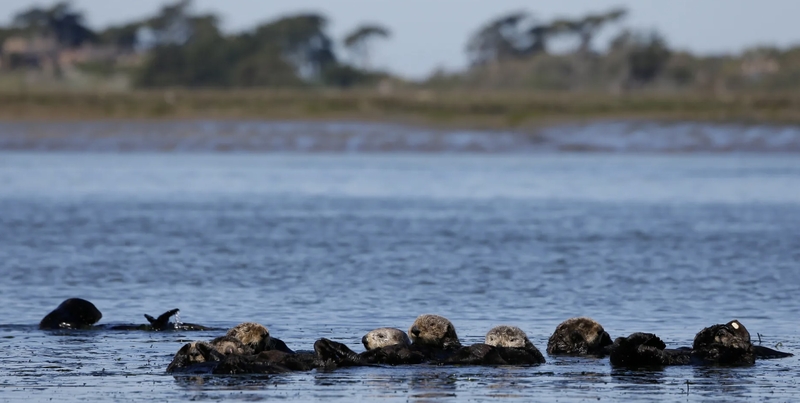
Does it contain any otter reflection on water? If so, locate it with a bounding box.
[39,298,212,331]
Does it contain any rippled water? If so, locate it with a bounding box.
[0,152,798,402]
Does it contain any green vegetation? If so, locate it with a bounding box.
[1,1,799,125]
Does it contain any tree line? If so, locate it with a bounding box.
[1,1,797,92]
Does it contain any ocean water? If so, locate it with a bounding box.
[0,152,798,402]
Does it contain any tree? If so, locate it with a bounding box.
[466,11,533,66]
[557,8,627,54]
[254,13,336,81]
[12,2,95,47]
[343,24,390,70]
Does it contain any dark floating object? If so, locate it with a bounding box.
[39,298,102,330]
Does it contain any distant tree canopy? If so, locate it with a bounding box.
[131,1,384,88]
[11,2,96,47]
[466,7,628,66]
[344,24,391,69]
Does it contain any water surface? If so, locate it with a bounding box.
[0,152,798,402]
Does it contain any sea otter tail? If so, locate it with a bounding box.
[145,308,180,331]
[753,345,794,359]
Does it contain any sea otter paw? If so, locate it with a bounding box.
[314,338,362,366]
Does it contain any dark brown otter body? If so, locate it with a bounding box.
[167,322,324,374]
[609,333,691,367]
[317,319,545,367]
[439,325,545,366]
[610,320,792,368]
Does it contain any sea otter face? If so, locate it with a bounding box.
[226,322,270,353]
[362,328,411,350]
[179,342,212,364]
[485,325,531,349]
[408,314,462,349]
[211,336,249,355]
[694,320,752,351]
[547,317,613,355]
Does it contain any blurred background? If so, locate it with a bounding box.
[0,0,799,136]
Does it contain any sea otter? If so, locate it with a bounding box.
[314,315,462,366]
[439,325,546,366]
[317,318,546,367]
[609,320,792,368]
[39,298,102,329]
[39,299,211,331]
[547,317,614,356]
[167,322,325,374]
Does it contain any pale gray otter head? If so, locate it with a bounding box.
[210,335,250,355]
[408,314,462,349]
[547,317,613,355]
[362,328,412,350]
[485,325,533,349]
[226,322,270,353]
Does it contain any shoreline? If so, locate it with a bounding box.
[1,118,799,153]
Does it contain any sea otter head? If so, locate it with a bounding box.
[362,327,411,350]
[408,314,462,350]
[210,335,250,355]
[547,317,613,355]
[166,341,223,372]
[694,319,752,352]
[39,298,103,330]
[226,322,270,353]
[485,325,533,349]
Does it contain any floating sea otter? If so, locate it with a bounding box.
[167,322,328,374]
[315,315,546,366]
[39,298,211,331]
[609,320,793,368]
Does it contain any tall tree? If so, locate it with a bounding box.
[343,24,390,70]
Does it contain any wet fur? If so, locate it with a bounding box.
[547,317,613,356]
[226,322,271,353]
[408,314,462,350]
[39,298,103,330]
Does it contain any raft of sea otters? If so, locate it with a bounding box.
[40,298,794,374]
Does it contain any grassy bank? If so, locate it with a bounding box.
[1,89,799,127]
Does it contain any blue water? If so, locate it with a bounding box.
[0,152,798,402]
